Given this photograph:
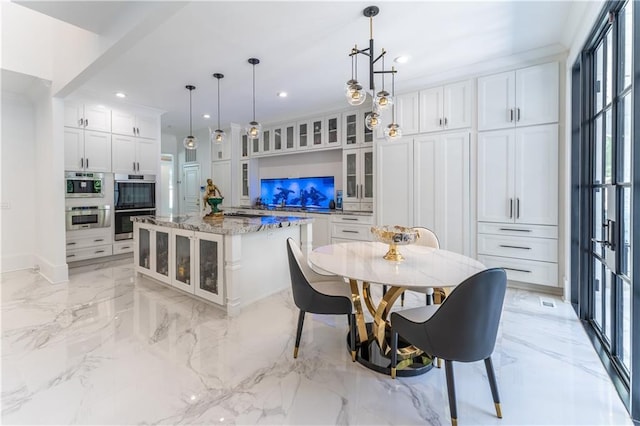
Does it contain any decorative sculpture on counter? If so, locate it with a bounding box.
[203,178,224,217]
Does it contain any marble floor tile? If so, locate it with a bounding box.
[1,261,633,425]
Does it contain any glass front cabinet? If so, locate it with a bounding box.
[135,224,172,285]
[194,232,224,304]
[171,228,194,293]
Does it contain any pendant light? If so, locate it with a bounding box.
[346,47,366,106]
[384,66,402,141]
[246,58,262,140]
[373,52,392,111]
[212,73,225,144]
[183,85,198,150]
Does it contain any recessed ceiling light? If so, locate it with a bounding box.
[203,114,211,119]
[115,92,127,98]
[277,92,288,98]
[394,56,410,64]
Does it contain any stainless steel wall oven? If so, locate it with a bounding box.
[114,174,156,241]
[65,172,104,198]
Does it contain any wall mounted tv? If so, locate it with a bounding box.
[260,176,335,208]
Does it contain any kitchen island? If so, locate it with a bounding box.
[131,213,313,316]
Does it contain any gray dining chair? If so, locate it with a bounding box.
[286,238,356,361]
[390,268,507,426]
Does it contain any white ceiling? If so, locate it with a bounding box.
[16,1,581,138]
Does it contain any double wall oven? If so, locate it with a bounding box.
[114,174,156,241]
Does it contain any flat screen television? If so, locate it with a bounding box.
[260,176,335,209]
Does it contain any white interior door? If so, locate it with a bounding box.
[182,164,201,214]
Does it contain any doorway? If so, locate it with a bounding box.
[159,154,174,216]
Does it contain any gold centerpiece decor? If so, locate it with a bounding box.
[371,225,419,262]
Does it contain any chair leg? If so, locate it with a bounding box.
[426,293,432,305]
[444,360,458,426]
[349,313,356,362]
[390,329,398,379]
[294,310,305,359]
[382,285,387,296]
[484,356,502,418]
[401,292,405,307]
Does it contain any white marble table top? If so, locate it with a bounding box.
[309,241,486,289]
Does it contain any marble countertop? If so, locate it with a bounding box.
[229,206,373,216]
[131,213,313,235]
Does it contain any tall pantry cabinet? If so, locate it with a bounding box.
[476,61,560,287]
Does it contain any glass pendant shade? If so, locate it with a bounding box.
[374,90,393,111]
[346,83,366,106]
[383,123,402,141]
[365,112,380,130]
[246,121,262,140]
[212,129,225,144]
[183,135,198,149]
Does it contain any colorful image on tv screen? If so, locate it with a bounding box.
[260,176,335,208]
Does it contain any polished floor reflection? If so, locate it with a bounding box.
[1,260,632,425]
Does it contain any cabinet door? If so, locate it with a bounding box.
[444,80,472,130]
[135,114,158,139]
[297,122,309,149]
[111,109,136,136]
[477,129,515,222]
[251,134,261,155]
[136,225,152,274]
[241,134,250,158]
[312,118,324,147]
[194,232,224,304]
[362,110,374,145]
[240,161,250,202]
[396,92,420,135]
[515,62,559,127]
[153,227,171,284]
[272,126,283,152]
[515,124,558,225]
[307,214,331,249]
[419,87,444,133]
[326,115,341,146]
[378,137,414,226]
[284,124,296,150]
[361,148,374,204]
[343,150,359,203]
[111,134,137,174]
[172,229,194,293]
[437,132,470,255]
[64,127,84,171]
[136,138,158,175]
[262,129,271,153]
[83,104,111,132]
[83,130,112,172]
[413,135,438,231]
[343,112,358,147]
[64,102,84,128]
[478,71,515,131]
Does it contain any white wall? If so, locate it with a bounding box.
[1,92,36,272]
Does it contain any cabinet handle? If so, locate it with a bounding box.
[509,109,514,122]
[86,158,89,169]
[509,199,513,218]
[499,245,531,250]
[78,118,83,127]
[67,254,76,258]
[137,127,140,136]
[342,230,359,234]
[95,250,105,254]
[80,158,84,168]
[137,162,140,172]
[499,228,532,232]
[516,198,520,219]
[444,117,448,126]
[121,246,130,250]
[342,218,359,221]
[439,118,442,126]
[503,267,531,273]
[516,108,521,122]
[86,119,89,127]
[133,162,136,172]
[133,126,136,135]
[67,242,77,246]
[94,239,104,242]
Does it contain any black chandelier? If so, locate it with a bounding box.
[346,5,402,141]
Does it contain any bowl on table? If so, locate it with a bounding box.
[370,225,419,261]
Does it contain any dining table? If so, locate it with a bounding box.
[309,240,486,377]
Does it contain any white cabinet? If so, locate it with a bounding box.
[297,121,310,150]
[171,228,194,292]
[419,80,472,133]
[240,134,250,158]
[112,135,158,175]
[376,132,471,256]
[342,108,375,148]
[64,102,111,132]
[271,125,284,153]
[342,147,373,211]
[306,213,331,248]
[193,231,224,304]
[478,62,558,131]
[326,114,341,147]
[135,224,171,284]
[239,161,250,204]
[64,128,112,172]
[311,118,324,148]
[284,123,296,151]
[395,92,420,135]
[66,227,113,263]
[331,213,373,243]
[477,124,558,225]
[112,109,158,139]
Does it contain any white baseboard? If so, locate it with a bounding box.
[36,256,68,284]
